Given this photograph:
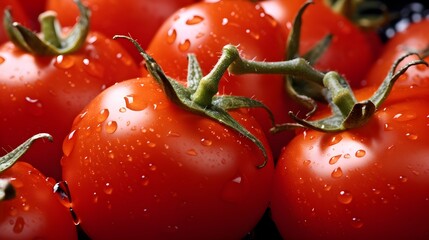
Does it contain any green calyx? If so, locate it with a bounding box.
[3,0,90,55]
[114,35,280,168]
[273,52,427,132]
[0,133,53,201]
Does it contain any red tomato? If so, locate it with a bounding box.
[260,0,380,87]
[16,0,47,30]
[363,19,429,89]
[0,135,77,240]
[270,87,429,239]
[61,75,274,240]
[0,0,29,44]
[0,26,139,179]
[147,0,304,159]
[46,0,198,63]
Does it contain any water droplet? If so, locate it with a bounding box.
[105,121,118,134]
[405,132,418,140]
[355,149,366,158]
[97,109,109,123]
[186,149,198,156]
[393,112,417,122]
[167,131,181,137]
[72,111,87,126]
[245,29,260,40]
[221,175,248,203]
[167,28,177,44]
[384,122,394,131]
[399,175,408,183]
[63,129,78,157]
[178,39,191,51]
[83,59,105,78]
[303,160,311,166]
[200,138,213,146]
[24,96,43,116]
[149,163,157,171]
[54,55,75,69]
[337,190,353,204]
[351,217,364,228]
[104,183,113,195]
[331,167,343,178]
[323,184,332,191]
[54,181,72,208]
[13,216,25,233]
[329,154,342,165]
[221,18,229,25]
[328,134,343,146]
[141,175,149,186]
[124,94,148,111]
[0,56,5,64]
[186,15,204,25]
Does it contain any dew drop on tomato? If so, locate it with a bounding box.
[124,94,148,111]
[167,28,177,44]
[53,181,73,209]
[221,174,249,203]
[351,217,364,229]
[185,15,204,25]
[24,96,44,116]
[105,121,118,134]
[331,167,343,178]
[337,190,353,204]
[63,129,78,157]
[329,154,342,165]
[83,59,105,78]
[97,109,109,123]
[355,149,366,158]
[0,56,5,64]
[178,39,191,51]
[54,55,75,69]
[13,216,25,233]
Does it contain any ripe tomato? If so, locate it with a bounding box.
[46,0,198,63]
[61,74,274,239]
[0,0,29,44]
[270,86,429,239]
[147,0,304,159]
[364,19,429,89]
[260,0,379,87]
[0,134,77,240]
[16,0,47,30]
[0,5,140,180]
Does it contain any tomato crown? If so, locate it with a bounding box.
[3,0,89,55]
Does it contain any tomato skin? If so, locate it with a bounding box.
[0,162,77,240]
[147,0,303,159]
[15,0,47,30]
[364,19,429,89]
[61,77,274,240]
[260,0,379,87]
[271,88,429,239]
[46,0,197,63]
[0,32,139,180]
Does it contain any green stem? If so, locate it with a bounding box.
[323,71,356,117]
[39,11,62,49]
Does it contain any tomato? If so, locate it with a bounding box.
[270,86,429,239]
[260,0,380,87]
[0,0,29,44]
[363,19,429,89]
[146,0,305,159]
[0,3,140,180]
[46,0,198,63]
[60,70,274,239]
[16,0,47,30]
[0,134,77,240]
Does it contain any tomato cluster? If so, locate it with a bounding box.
[1,0,429,239]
